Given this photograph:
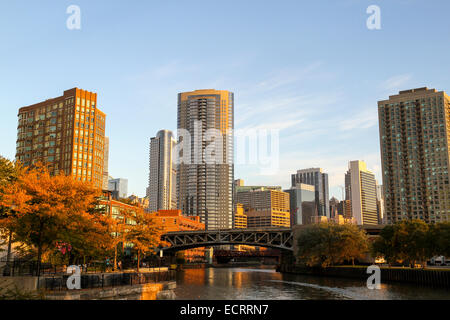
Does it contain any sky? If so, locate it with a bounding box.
[1,0,450,199]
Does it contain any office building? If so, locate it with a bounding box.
[148,130,177,212]
[284,184,316,226]
[15,88,106,189]
[108,177,128,199]
[378,87,450,224]
[236,189,290,228]
[291,168,330,218]
[177,89,234,230]
[345,160,378,225]
[234,203,247,229]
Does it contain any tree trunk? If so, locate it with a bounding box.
[137,251,140,273]
[36,224,43,276]
[37,243,42,276]
[114,245,118,271]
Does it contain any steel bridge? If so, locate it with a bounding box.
[160,225,384,253]
[161,228,294,252]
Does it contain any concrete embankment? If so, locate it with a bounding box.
[0,269,177,300]
[44,281,176,300]
[278,264,450,289]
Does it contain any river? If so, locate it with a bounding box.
[170,267,450,300]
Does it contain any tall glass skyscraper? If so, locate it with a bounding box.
[285,184,316,226]
[291,168,330,219]
[176,89,234,230]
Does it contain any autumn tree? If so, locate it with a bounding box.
[105,205,137,271]
[0,157,24,273]
[125,208,162,272]
[0,163,106,271]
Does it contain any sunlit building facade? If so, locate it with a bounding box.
[345,160,378,225]
[15,88,106,188]
[236,189,290,228]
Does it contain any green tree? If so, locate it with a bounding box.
[429,222,450,258]
[296,222,369,267]
[371,225,400,266]
[396,220,430,268]
[372,220,436,268]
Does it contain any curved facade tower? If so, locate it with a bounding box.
[177,89,234,230]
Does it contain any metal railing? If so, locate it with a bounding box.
[0,258,171,277]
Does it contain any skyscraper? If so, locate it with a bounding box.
[148,129,177,212]
[378,87,450,224]
[291,168,330,218]
[15,88,106,189]
[176,89,234,230]
[345,160,378,225]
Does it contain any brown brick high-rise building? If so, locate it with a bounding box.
[16,88,106,189]
[378,87,450,224]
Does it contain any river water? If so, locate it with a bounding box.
[171,267,450,300]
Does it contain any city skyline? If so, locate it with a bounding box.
[1,1,450,199]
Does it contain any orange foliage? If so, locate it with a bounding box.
[0,163,108,264]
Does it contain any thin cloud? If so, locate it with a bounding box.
[379,74,413,92]
[338,108,378,131]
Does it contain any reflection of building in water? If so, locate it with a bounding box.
[177,268,207,286]
[233,271,243,289]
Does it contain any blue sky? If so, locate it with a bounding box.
[1,0,449,199]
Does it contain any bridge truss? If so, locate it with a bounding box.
[161,228,294,252]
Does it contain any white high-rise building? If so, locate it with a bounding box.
[345,160,378,225]
[148,130,177,212]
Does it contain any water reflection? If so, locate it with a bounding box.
[173,267,450,300]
